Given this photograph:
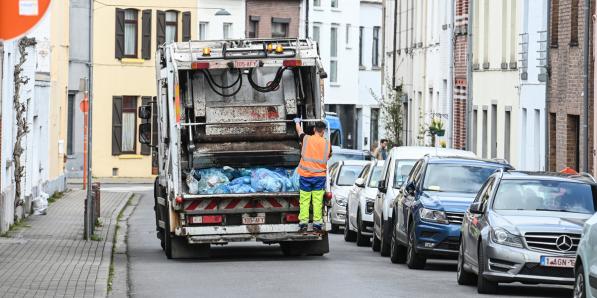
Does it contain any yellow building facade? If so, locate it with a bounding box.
[92,1,196,177]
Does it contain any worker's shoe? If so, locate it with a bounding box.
[298,224,308,234]
[312,223,323,233]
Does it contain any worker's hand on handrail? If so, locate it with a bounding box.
[293,117,302,124]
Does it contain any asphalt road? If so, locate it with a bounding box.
[126,189,573,298]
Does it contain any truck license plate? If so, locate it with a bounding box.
[540,256,576,268]
[233,60,259,68]
[242,216,265,225]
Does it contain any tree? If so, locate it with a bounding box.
[371,80,404,147]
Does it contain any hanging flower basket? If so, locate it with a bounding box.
[435,129,445,137]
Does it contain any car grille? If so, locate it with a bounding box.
[435,236,460,251]
[523,232,581,254]
[519,262,574,278]
[445,212,464,224]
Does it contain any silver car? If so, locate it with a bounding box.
[327,160,369,233]
[458,171,596,294]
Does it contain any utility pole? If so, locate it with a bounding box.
[583,0,590,173]
[84,0,94,240]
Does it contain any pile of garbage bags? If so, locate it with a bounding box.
[186,166,300,195]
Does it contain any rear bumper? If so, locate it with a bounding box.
[178,223,331,244]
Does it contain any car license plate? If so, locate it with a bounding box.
[233,60,259,68]
[242,216,265,225]
[540,256,576,268]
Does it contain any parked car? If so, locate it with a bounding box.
[390,156,512,268]
[576,212,597,298]
[327,160,370,233]
[373,146,476,256]
[344,160,383,246]
[328,146,372,165]
[457,171,596,294]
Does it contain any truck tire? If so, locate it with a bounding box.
[380,220,392,256]
[355,210,370,247]
[154,178,165,250]
[280,234,329,257]
[163,202,209,259]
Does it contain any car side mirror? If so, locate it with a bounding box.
[138,105,152,119]
[377,180,387,193]
[138,123,152,145]
[405,181,416,195]
[354,178,365,188]
[469,202,483,214]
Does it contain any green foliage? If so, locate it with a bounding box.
[370,80,404,146]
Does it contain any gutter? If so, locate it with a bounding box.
[545,0,551,170]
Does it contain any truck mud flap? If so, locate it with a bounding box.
[169,236,210,259]
[279,234,329,256]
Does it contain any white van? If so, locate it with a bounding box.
[372,146,476,256]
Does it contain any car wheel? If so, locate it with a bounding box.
[457,240,476,285]
[406,224,426,269]
[574,263,586,298]
[380,220,392,256]
[477,246,498,294]
[390,220,406,264]
[328,209,340,233]
[372,230,381,252]
[356,209,370,247]
[343,207,356,242]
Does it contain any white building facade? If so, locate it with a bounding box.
[196,0,246,40]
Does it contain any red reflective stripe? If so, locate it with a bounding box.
[225,198,242,209]
[205,200,218,210]
[244,200,264,208]
[267,198,283,208]
[185,201,200,211]
[289,199,299,207]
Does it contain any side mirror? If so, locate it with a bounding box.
[138,105,152,119]
[377,180,387,193]
[405,181,416,195]
[138,123,152,145]
[469,202,483,214]
[354,178,365,188]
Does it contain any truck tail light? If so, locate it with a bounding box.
[175,196,184,204]
[325,192,333,201]
[283,59,302,67]
[189,215,223,224]
[192,62,210,69]
[285,213,299,223]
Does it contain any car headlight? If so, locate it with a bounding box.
[336,198,347,207]
[419,207,449,224]
[490,227,523,248]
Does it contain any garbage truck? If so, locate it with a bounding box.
[137,38,331,258]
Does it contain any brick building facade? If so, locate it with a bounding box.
[245,0,301,38]
[548,0,594,172]
[452,0,469,150]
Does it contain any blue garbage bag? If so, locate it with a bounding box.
[211,184,231,194]
[229,184,256,194]
[196,168,230,194]
[290,168,300,191]
[230,176,251,186]
[251,168,288,192]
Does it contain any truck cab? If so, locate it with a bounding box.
[138,38,330,258]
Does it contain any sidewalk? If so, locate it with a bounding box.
[0,190,131,297]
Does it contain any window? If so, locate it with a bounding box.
[345,24,351,46]
[567,114,580,170]
[331,0,338,8]
[272,19,289,38]
[337,165,366,186]
[393,159,417,188]
[549,113,557,171]
[473,109,478,153]
[122,96,137,153]
[423,164,501,193]
[551,0,559,47]
[330,26,338,83]
[372,26,380,67]
[482,109,488,158]
[248,17,259,38]
[124,9,138,57]
[570,0,579,46]
[359,26,364,66]
[505,109,511,161]
[491,104,497,158]
[223,22,232,39]
[314,0,321,7]
[368,166,384,188]
[67,93,75,155]
[199,22,208,40]
[165,11,178,43]
[312,24,320,44]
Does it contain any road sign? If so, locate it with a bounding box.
[0,0,52,41]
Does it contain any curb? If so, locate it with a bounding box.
[108,194,140,298]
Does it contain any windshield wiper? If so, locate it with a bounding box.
[534,208,576,213]
[422,188,443,192]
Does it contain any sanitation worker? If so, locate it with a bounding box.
[294,118,332,233]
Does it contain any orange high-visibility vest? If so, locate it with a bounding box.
[297,135,331,177]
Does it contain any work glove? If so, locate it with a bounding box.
[293,117,302,124]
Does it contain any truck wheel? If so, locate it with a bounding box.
[344,208,357,242]
[154,177,165,248]
[355,210,370,247]
[380,220,392,256]
[163,205,209,259]
[406,224,426,269]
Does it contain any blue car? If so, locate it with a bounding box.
[389,155,513,269]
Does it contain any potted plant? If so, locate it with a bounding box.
[429,118,445,137]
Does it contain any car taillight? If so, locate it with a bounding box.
[285,213,299,223]
[175,196,184,204]
[283,59,302,67]
[189,215,223,224]
[325,192,333,201]
[191,62,210,69]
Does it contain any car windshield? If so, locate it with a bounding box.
[337,165,365,186]
[393,159,416,188]
[329,153,369,164]
[422,163,499,193]
[368,166,383,188]
[493,179,596,214]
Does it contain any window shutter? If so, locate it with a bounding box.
[182,12,191,41]
[156,10,166,46]
[112,96,123,155]
[142,10,152,60]
[141,96,151,155]
[115,8,125,59]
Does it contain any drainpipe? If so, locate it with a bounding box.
[583,0,590,172]
[85,0,94,240]
[305,0,309,37]
[392,0,398,88]
[465,0,474,151]
[545,0,551,170]
[448,0,455,148]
